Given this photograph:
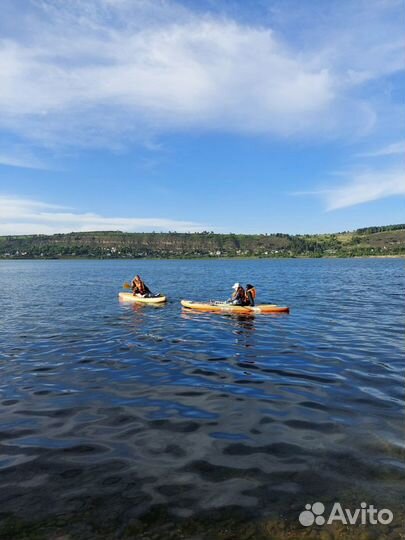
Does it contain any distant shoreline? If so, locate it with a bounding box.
[1,254,404,261]
[1,226,404,259]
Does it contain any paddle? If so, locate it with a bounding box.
[123,282,132,289]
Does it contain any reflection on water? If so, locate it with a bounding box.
[0,258,403,538]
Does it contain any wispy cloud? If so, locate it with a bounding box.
[0,18,333,144]
[0,195,204,234]
[295,168,405,210]
[0,0,402,151]
[358,140,405,157]
[0,147,48,169]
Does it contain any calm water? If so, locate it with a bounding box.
[0,259,403,537]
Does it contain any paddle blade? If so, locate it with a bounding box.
[123,282,132,289]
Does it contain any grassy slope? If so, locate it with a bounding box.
[0,226,404,258]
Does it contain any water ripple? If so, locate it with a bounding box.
[0,258,403,529]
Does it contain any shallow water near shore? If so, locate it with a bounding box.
[0,258,403,539]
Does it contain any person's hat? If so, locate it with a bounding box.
[232,282,240,290]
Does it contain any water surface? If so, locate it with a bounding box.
[0,258,403,537]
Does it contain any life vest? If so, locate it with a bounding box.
[245,287,256,305]
[137,280,145,294]
[132,276,148,295]
[247,287,256,300]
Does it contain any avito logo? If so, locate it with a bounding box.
[299,502,393,527]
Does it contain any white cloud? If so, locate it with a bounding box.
[0,0,401,156]
[325,169,405,210]
[296,168,405,210]
[0,195,204,234]
[2,0,399,150]
[359,140,405,157]
[0,18,335,144]
[0,148,48,169]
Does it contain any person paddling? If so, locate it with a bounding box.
[245,284,256,306]
[229,282,246,306]
[131,275,152,297]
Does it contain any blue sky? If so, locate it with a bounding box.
[0,0,404,234]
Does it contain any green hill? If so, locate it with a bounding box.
[0,225,404,259]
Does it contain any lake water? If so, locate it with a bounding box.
[0,258,403,539]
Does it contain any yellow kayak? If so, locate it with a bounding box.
[181,300,289,314]
[118,292,167,304]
